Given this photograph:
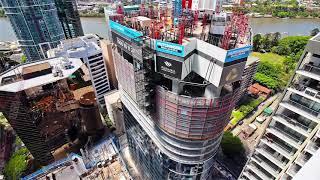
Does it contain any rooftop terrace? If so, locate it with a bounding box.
[0,57,83,93]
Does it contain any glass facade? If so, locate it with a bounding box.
[1,0,65,61]
[54,0,84,39]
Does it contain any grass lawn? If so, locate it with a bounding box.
[230,97,265,125]
[250,52,292,90]
[251,52,286,65]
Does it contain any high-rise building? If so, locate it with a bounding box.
[101,39,118,89]
[0,57,104,165]
[54,0,84,39]
[47,34,111,108]
[239,34,320,180]
[235,56,260,104]
[0,0,65,61]
[107,13,252,179]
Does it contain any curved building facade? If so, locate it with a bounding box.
[109,19,250,179]
[156,86,236,140]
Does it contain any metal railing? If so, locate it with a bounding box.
[291,84,320,100]
[278,114,310,132]
[263,136,294,154]
[296,155,310,165]
[306,142,320,152]
[304,63,320,75]
[258,146,289,166]
[271,126,302,144]
[287,100,319,117]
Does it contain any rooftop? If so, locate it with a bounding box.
[0,57,83,93]
[23,137,131,180]
[248,83,272,95]
[311,32,320,42]
[246,56,260,67]
[47,34,101,59]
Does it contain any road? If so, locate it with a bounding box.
[232,93,282,153]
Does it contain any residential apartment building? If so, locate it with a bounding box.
[239,34,320,180]
[0,0,65,61]
[47,34,111,108]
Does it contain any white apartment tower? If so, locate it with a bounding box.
[47,34,111,108]
[239,34,320,180]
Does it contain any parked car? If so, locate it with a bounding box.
[242,123,257,139]
[238,120,244,125]
[256,115,266,123]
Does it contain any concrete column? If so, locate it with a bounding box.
[172,80,184,94]
[204,84,220,98]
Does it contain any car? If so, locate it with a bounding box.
[238,120,244,125]
[256,115,266,123]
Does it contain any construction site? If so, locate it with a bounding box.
[0,57,106,165]
[105,0,253,179]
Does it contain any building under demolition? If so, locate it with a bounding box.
[105,1,252,179]
[0,57,105,165]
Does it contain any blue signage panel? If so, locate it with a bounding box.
[109,20,143,39]
[225,46,252,63]
[155,40,185,57]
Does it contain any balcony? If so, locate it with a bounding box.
[290,78,320,101]
[273,115,310,136]
[286,163,301,177]
[247,163,273,180]
[280,173,293,180]
[260,138,294,159]
[280,101,319,123]
[295,153,312,166]
[316,129,320,138]
[288,87,320,103]
[242,171,260,180]
[255,147,286,169]
[305,141,320,154]
[296,63,320,81]
[266,126,302,148]
[251,156,280,178]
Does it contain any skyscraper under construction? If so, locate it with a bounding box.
[105,1,252,179]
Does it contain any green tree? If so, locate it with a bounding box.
[275,36,310,56]
[4,148,29,180]
[21,55,27,63]
[271,32,281,47]
[238,105,254,115]
[254,73,279,89]
[283,56,296,73]
[310,28,320,36]
[260,33,272,52]
[221,132,244,157]
[253,34,262,52]
[98,6,105,14]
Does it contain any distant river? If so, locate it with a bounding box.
[1,17,320,42]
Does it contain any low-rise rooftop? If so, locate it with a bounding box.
[0,57,83,93]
